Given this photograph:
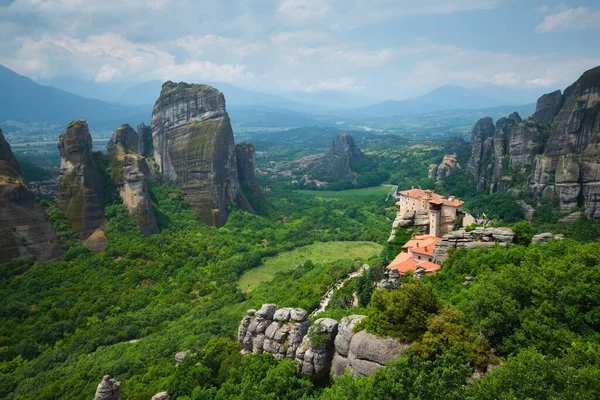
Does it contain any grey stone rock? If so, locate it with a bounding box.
[151,81,255,226]
[316,133,364,179]
[94,375,121,400]
[175,351,190,365]
[291,308,308,322]
[334,315,365,357]
[108,126,159,236]
[434,228,514,263]
[558,211,581,224]
[257,304,278,319]
[0,130,64,263]
[151,392,170,400]
[535,90,563,124]
[532,233,565,244]
[273,308,291,322]
[57,120,105,241]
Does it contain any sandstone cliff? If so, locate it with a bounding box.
[235,142,271,210]
[151,81,254,226]
[108,124,159,236]
[0,129,63,263]
[466,65,600,219]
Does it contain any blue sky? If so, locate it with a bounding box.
[0,0,598,102]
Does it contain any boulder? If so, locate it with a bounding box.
[94,375,121,400]
[151,392,170,400]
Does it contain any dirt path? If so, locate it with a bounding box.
[309,264,369,318]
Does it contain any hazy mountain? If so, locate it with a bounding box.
[0,64,151,127]
[353,85,510,117]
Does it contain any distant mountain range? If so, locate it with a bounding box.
[0,65,150,128]
[0,64,539,133]
[351,85,508,117]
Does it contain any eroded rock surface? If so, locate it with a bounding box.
[317,133,363,178]
[94,375,121,400]
[152,81,254,226]
[57,120,105,240]
[238,305,310,360]
[433,228,515,263]
[235,142,270,209]
[0,129,63,263]
[466,66,600,218]
[108,125,159,236]
[296,318,339,384]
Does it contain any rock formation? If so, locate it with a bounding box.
[235,142,271,209]
[466,66,600,219]
[433,227,515,263]
[332,317,408,378]
[467,117,496,192]
[57,120,105,241]
[238,304,310,360]
[316,133,363,178]
[151,392,170,400]
[296,317,339,384]
[137,123,153,157]
[151,81,256,226]
[532,232,565,244]
[237,305,408,383]
[108,124,159,236]
[94,375,121,400]
[534,90,563,124]
[0,129,63,263]
[428,154,459,184]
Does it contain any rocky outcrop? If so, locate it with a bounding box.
[532,232,565,244]
[57,120,105,241]
[151,81,254,226]
[467,117,496,192]
[317,133,363,178]
[466,66,600,219]
[151,393,171,400]
[235,142,270,209]
[433,227,515,263]
[238,305,310,360]
[0,129,63,263]
[331,315,407,379]
[296,317,339,384]
[534,90,563,124]
[580,132,600,219]
[94,375,121,400]
[137,123,153,157]
[546,66,600,165]
[108,125,159,236]
[237,305,408,383]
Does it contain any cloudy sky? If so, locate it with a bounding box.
[0,0,599,101]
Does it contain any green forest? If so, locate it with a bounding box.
[3,136,600,400]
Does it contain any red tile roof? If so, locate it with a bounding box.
[398,188,464,207]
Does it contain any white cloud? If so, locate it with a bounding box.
[305,77,365,92]
[536,7,600,33]
[491,72,520,86]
